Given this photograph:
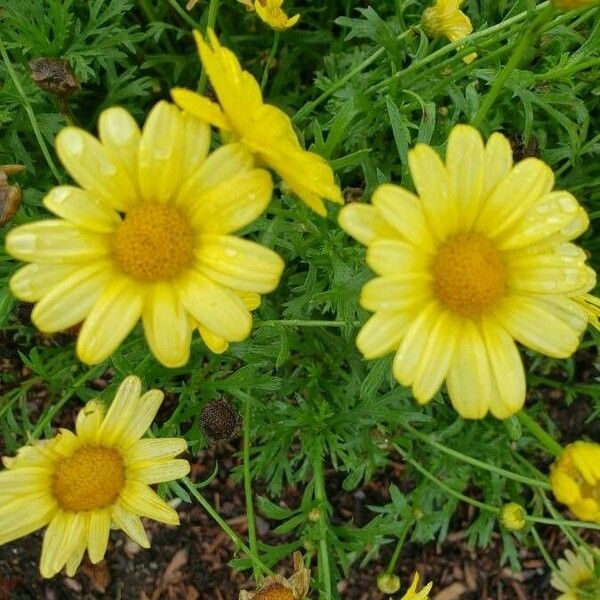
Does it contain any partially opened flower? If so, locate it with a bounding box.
[5,101,284,365]
[0,376,189,578]
[400,573,433,600]
[550,441,600,523]
[551,547,600,600]
[171,31,342,216]
[422,0,476,63]
[340,124,595,419]
[239,551,310,599]
[254,0,300,31]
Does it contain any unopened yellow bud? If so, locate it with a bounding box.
[377,573,401,594]
[499,502,527,531]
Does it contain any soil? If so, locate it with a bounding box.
[1,320,599,599]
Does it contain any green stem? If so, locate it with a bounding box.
[516,410,563,457]
[243,394,262,580]
[0,38,62,182]
[386,522,412,575]
[400,423,551,489]
[165,0,201,28]
[182,477,272,575]
[530,526,558,571]
[313,448,333,599]
[471,5,555,127]
[261,32,280,91]
[198,0,220,92]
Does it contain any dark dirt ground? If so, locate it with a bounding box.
[1,321,599,599]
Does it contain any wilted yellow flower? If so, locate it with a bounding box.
[339,124,596,419]
[171,31,342,216]
[553,0,600,9]
[399,573,433,600]
[422,0,472,43]
[550,441,600,523]
[551,547,600,600]
[239,552,310,599]
[255,0,300,31]
[6,101,284,365]
[0,376,189,578]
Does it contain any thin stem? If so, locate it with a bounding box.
[401,423,551,489]
[261,32,280,91]
[386,522,412,575]
[259,319,354,328]
[531,526,559,571]
[313,448,333,599]
[517,410,563,457]
[182,477,272,575]
[471,5,555,127]
[243,394,261,580]
[0,38,62,182]
[198,0,220,92]
[165,0,201,29]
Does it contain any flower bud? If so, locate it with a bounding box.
[377,573,401,594]
[499,502,527,531]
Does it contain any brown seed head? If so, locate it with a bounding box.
[29,57,79,96]
[200,399,242,442]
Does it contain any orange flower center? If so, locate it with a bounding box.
[254,583,296,600]
[112,203,194,281]
[52,446,125,511]
[432,233,506,317]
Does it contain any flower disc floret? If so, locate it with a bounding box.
[339,124,596,419]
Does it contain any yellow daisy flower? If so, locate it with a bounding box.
[551,547,600,600]
[422,0,472,43]
[0,376,190,578]
[339,124,596,419]
[254,0,300,31]
[171,31,343,217]
[550,441,600,523]
[5,101,284,366]
[239,551,310,599]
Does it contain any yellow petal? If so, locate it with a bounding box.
[127,438,188,463]
[480,319,526,419]
[5,220,109,264]
[10,263,81,302]
[195,235,285,293]
[237,290,261,311]
[483,132,513,198]
[176,269,252,341]
[138,101,184,203]
[118,389,164,445]
[98,107,142,185]
[0,493,56,546]
[199,326,230,353]
[445,125,484,230]
[76,277,144,364]
[366,239,430,276]
[142,282,192,368]
[40,511,85,579]
[408,143,457,240]
[112,503,150,548]
[177,143,255,205]
[31,262,113,333]
[75,400,104,444]
[445,320,493,419]
[180,112,212,180]
[360,275,431,312]
[495,295,586,358]
[188,169,273,233]
[338,203,400,246]
[43,186,121,233]
[56,127,138,211]
[87,508,112,564]
[412,310,458,404]
[475,158,554,239]
[120,481,180,525]
[98,376,142,444]
[171,87,230,131]
[0,468,51,496]
[356,311,412,359]
[65,533,87,577]
[130,459,190,485]
[371,184,437,253]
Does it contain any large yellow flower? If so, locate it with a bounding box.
[339,125,595,419]
[5,101,284,365]
[254,0,299,31]
[0,376,190,578]
[550,441,600,523]
[171,31,342,216]
[551,547,600,600]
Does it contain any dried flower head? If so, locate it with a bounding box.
[200,399,242,442]
[0,164,24,226]
[29,58,79,96]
